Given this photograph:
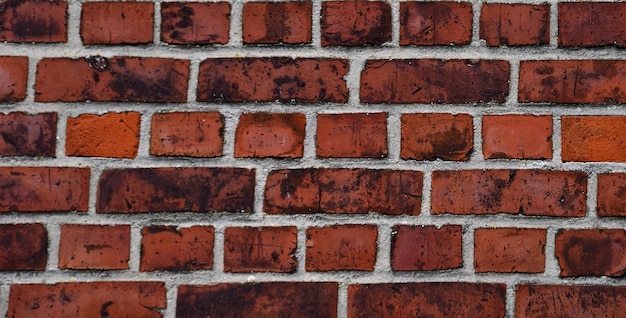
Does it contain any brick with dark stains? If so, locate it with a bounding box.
[141,225,214,271]
[177,282,338,318]
[482,114,553,160]
[480,4,550,46]
[361,59,510,103]
[306,224,377,271]
[391,225,463,271]
[555,229,626,277]
[0,223,47,270]
[0,112,56,157]
[474,228,546,273]
[224,226,297,272]
[243,2,311,44]
[316,113,388,158]
[516,285,626,317]
[58,224,130,270]
[400,2,472,46]
[161,2,230,45]
[150,112,224,157]
[597,173,626,216]
[0,0,67,43]
[35,56,189,102]
[234,113,305,158]
[66,112,140,159]
[321,1,391,46]
[562,116,626,162]
[80,2,153,45]
[0,56,28,101]
[559,3,626,47]
[97,167,255,213]
[401,113,473,161]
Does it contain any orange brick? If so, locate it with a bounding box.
[562,116,626,162]
[482,114,552,159]
[66,112,140,159]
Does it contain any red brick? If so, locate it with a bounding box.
[516,285,626,317]
[562,116,626,162]
[482,114,552,159]
[431,169,587,216]
[0,224,47,270]
[400,2,472,46]
[0,0,67,43]
[321,1,391,46]
[8,281,165,317]
[234,113,305,158]
[264,168,422,215]
[306,224,377,271]
[161,2,230,45]
[141,225,214,271]
[97,167,255,213]
[401,113,473,161]
[598,173,626,217]
[361,59,510,103]
[58,224,130,270]
[519,60,626,104]
[177,282,338,318]
[480,4,549,46]
[474,228,546,273]
[317,113,387,158]
[559,3,626,47]
[35,56,189,102]
[80,2,153,45]
[0,56,28,101]
[243,2,311,44]
[555,229,626,277]
[150,112,224,157]
[197,58,348,103]
[349,283,506,317]
[224,226,297,272]
[391,225,462,271]
[0,167,89,212]
[66,112,140,159]
[0,112,56,157]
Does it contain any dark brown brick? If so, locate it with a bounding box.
[480,4,550,46]
[0,224,47,270]
[516,285,626,317]
[224,226,297,272]
[391,225,462,271]
[0,0,67,43]
[598,173,626,217]
[243,2,311,44]
[151,112,224,157]
[400,2,472,46]
[0,112,56,157]
[234,113,305,158]
[80,2,154,45]
[555,229,626,277]
[321,1,391,46]
[316,113,388,158]
[401,113,473,161]
[474,228,546,273]
[58,224,130,270]
[161,2,230,45]
[306,225,377,271]
[559,3,626,47]
[0,56,28,101]
[141,225,214,271]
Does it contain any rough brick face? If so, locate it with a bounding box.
[80,2,154,45]
[58,224,130,270]
[348,283,506,317]
[559,3,626,47]
[235,113,305,158]
[0,56,28,101]
[474,228,546,273]
[243,2,311,44]
[482,114,552,159]
[562,116,626,162]
[555,229,626,277]
[0,0,67,43]
[316,113,388,158]
[597,173,626,217]
[306,225,377,271]
[0,112,56,157]
[516,285,626,317]
[480,4,550,46]
[35,57,189,102]
[0,224,47,271]
[400,2,472,46]
[361,59,510,103]
[141,225,214,271]
[8,282,166,317]
[161,2,230,45]
[66,112,140,159]
[177,282,338,318]
[150,112,224,158]
[321,1,391,46]
[224,226,297,272]
[264,168,423,215]
[97,167,255,213]
[431,169,587,216]
[391,225,463,271]
[401,113,473,161]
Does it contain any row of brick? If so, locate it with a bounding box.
[3,0,626,48]
[6,280,626,317]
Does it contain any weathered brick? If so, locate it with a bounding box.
[519,60,626,104]
[234,113,305,158]
[161,2,230,45]
[598,173,626,217]
[317,113,387,158]
[482,114,552,159]
[0,112,56,157]
[0,224,47,270]
[0,56,28,101]
[80,2,153,45]
[306,225,377,271]
[0,0,67,43]
[431,169,587,216]
[8,282,166,317]
[361,59,510,103]
[559,3,626,47]
[516,285,626,317]
[197,58,348,103]
[349,283,506,317]
[58,224,130,270]
[177,282,338,318]
[66,112,140,159]
[391,225,463,271]
[555,229,626,277]
[480,4,550,46]
[150,112,224,158]
[243,2,311,44]
[224,226,297,272]
[401,113,473,161]
[141,225,214,271]
[474,228,546,273]
[400,2,472,46]
[264,168,422,215]
[321,1,391,46]
[0,167,89,212]
[562,116,626,162]
[97,167,255,213]
[35,56,189,102]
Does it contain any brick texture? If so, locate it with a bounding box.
[516,285,626,317]
[391,225,463,271]
[150,112,224,157]
[321,1,391,46]
[562,116,626,162]
[58,224,130,270]
[401,113,473,161]
[400,2,472,46]
[243,2,311,44]
[555,229,626,277]
[306,225,377,271]
[0,112,56,157]
[0,56,28,101]
[80,2,154,45]
[161,2,230,45]
[474,228,546,273]
[140,225,214,271]
[0,0,67,43]
[234,113,305,158]
[480,4,550,46]
[0,224,47,270]
[559,3,626,47]
[482,114,552,159]
[317,113,388,158]
[597,173,626,217]
[66,112,140,159]
[224,226,297,272]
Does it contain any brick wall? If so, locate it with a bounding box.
[1,0,625,317]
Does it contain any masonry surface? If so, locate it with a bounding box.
[1,0,626,317]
